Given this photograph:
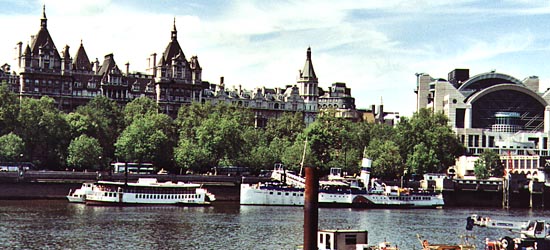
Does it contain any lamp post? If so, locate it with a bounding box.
[98,156,102,171]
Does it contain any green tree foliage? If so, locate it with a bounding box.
[174,103,255,173]
[17,96,71,169]
[281,137,312,174]
[406,143,440,174]
[123,97,159,125]
[2,93,469,178]
[298,115,358,174]
[486,151,504,177]
[115,114,169,164]
[0,84,19,135]
[265,112,305,142]
[474,157,490,179]
[365,138,403,179]
[175,102,215,139]
[474,150,503,179]
[71,95,124,161]
[0,133,24,161]
[67,135,103,171]
[395,108,464,175]
[149,113,177,170]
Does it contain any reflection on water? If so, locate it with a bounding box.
[1,200,550,249]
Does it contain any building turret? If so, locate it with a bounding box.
[298,47,319,125]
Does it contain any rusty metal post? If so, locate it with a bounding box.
[304,166,319,250]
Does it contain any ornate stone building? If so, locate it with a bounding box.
[4,6,376,126]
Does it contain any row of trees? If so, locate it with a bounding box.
[0,83,475,178]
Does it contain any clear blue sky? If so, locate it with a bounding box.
[2,0,550,116]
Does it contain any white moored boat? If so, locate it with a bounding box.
[240,159,444,208]
[85,178,215,206]
[66,183,95,203]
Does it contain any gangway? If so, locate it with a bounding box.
[270,163,305,188]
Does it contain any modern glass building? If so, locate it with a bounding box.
[415,69,550,179]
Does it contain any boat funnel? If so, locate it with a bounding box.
[360,158,372,189]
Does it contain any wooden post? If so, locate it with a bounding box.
[304,166,319,250]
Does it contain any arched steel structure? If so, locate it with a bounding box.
[467,84,546,131]
[458,72,523,91]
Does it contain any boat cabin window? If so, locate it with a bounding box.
[345,234,357,245]
[111,162,155,174]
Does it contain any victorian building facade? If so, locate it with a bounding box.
[5,6,371,126]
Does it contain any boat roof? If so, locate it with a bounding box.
[318,229,368,233]
[319,181,349,186]
[97,178,201,188]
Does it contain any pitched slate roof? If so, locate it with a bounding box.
[98,53,120,76]
[159,19,186,66]
[29,5,60,60]
[73,41,92,71]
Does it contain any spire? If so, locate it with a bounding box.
[301,47,317,80]
[40,5,47,29]
[171,17,177,41]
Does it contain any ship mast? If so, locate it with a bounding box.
[299,138,308,177]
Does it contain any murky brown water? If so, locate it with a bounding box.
[0,200,548,249]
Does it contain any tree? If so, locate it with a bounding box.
[123,97,159,126]
[194,115,245,166]
[72,95,124,161]
[474,157,490,179]
[174,138,211,174]
[406,143,440,174]
[148,113,177,171]
[281,137,313,174]
[265,112,305,142]
[175,102,216,139]
[115,114,169,165]
[17,96,71,169]
[364,139,403,179]
[0,84,19,135]
[474,150,503,179]
[395,108,464,174]
[174,102,255,173]
[0,133,24,162]
[67,135,103,171]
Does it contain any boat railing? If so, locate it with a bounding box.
[271,168,305,188]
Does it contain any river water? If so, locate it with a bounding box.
[1,200,549,250]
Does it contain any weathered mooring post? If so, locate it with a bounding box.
[304,166,319,250]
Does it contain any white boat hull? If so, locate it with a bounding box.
[86,191,211,206]
[85,179,215,206]
[240,184,444,208]
[66,183,95,203]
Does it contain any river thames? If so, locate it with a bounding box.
[1,200,549,249]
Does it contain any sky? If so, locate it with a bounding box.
[2,0,550,117]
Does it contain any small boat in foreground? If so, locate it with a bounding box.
[417,234,476,250]
[85,178,215,206]
[66,182,94,203]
